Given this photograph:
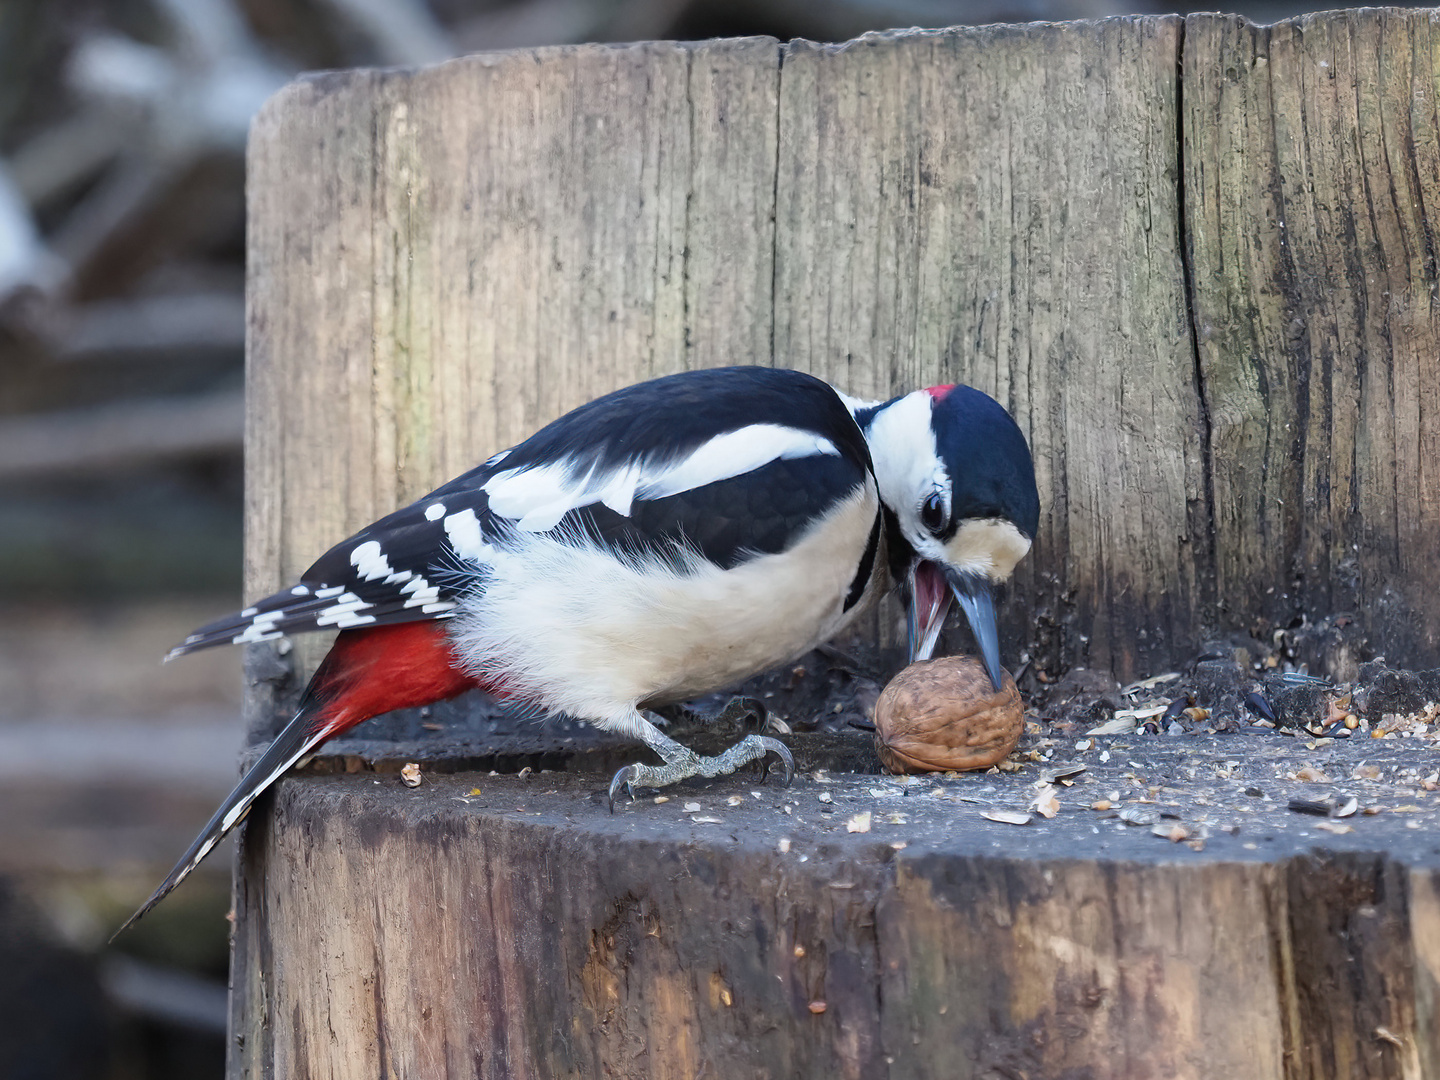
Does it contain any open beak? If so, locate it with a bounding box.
[906,560,1004,691]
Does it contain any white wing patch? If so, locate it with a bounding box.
[444,508,492,562]
[350,540,393,581]
[482,423,841,532]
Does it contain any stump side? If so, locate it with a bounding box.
[230,762,1440,1080]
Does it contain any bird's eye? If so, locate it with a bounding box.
[920,492,946,535]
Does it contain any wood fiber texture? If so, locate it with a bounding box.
[1184,10,1440,668]
[776,21,1202,677]
[245,13,1440,683]
[244,38,782,681]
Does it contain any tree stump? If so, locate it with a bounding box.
[232,11,1440,1078]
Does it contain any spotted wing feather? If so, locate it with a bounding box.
[168,367,873,660]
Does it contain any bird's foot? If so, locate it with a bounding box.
[607,735,793,810]
[650,695,769,738]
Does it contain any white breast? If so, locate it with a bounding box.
[446,477,883,727]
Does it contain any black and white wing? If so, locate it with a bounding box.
[168,366,873,659]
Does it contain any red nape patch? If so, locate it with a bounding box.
[310,622,488,738]
[924,384,957,402]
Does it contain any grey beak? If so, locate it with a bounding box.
[948,572,1003,692]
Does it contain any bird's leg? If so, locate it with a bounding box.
[607,710,793,811]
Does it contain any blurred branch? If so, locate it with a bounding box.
[50,291,245,360]
[320,0,455,65]
[0,389,243,480]
[100,955,229,1034]
[0,165,60,296]
[8,109,134,209]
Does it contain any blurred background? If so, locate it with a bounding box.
[0,0,1422,1075]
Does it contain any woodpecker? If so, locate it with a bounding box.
[119,366,1038,933]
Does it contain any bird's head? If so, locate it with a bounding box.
[861,384,1039,690]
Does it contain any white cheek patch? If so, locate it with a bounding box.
[863,392,947,528]
[481,424,841,532]
[945,519,1032,582]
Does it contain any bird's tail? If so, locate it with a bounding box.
[115,621,481,938]
[111,697,330,939]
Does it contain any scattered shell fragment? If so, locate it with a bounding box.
[1030,786,1061,819]
[1115,703,1169,721]
[1335,797,1359,819]
[1121,672,1182,694]
[1243,692,1278,725]
[1352,765,1382,781]
[683,801,702,812]
[1316,822,1354,835]
[1152,822,1190,842]
[817,791,834,804]
[808,1001,827,1015]
[1119,806,1160,826]
[1184,707,1211,722]
[777,838,792,853]
[1091,800,1113,812]
[1041,763,1087,784]
[400,762,422,787]
[1292,767,1332,783]
[691,814,724,824]
[1087,716,1138,736]
[982,809,1033,825]
[654,795,670,804]
[846,812,873,833]
[1288,798,1331,816]
[726,795,743,807]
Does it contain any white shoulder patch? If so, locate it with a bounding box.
[482,424,841,532]
[834,389,881,417]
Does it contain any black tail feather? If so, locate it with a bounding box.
[112,701,329,939]
[164,588,451,662]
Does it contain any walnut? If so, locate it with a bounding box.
[874,656,1022,774]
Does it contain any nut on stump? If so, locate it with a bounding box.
[874,656,1023,773]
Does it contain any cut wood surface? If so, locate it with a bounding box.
[231,732,1440,1080]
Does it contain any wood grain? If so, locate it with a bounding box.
[231,771,1440,1079]
[244,38,781,680]
[1184,10,1440,666]
[776,21,1204,678]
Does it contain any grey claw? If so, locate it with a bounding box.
[608,765,640,812]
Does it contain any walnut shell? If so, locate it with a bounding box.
[874,656,1022,774]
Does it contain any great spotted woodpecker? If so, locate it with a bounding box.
[119,366,1038,932]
